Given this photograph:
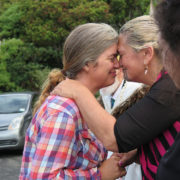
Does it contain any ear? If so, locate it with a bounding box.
[82,62,93,72]
[142,46,154,65]
[82,64,89,73]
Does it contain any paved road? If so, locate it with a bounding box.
[0,149,22,180]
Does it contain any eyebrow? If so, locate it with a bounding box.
[118,50,124,54]
[108,52,119,57]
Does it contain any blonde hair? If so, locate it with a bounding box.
[33,23,118,114]
[33,69,64,114]
[119,15,160,57]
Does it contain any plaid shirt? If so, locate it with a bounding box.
[20,95,107,180]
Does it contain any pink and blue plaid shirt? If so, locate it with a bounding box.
[19,95,107,180]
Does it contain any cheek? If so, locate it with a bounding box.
[120,57,127,67]
[122,58,134,70]
[95,62,112,75]
[121,54,134,67]
[106,62,114,71]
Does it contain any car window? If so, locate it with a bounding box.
[0,94,30,114]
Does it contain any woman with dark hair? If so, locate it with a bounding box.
[154,0,180,179]
[155,0,180,89]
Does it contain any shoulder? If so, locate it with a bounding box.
[148,74,180,106]
[46,95,80,117]
[151,73,175,90]
[112,85,150,117]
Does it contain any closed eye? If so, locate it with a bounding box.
[119,54,123,60]
[108,53,119,62]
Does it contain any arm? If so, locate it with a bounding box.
[74,86,118,152]
[52,76,180,153]
[52,79,119,152]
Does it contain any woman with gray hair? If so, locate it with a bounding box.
[52,15,180,179]
[19,23,126,179]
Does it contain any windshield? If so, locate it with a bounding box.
[0,94,30,114]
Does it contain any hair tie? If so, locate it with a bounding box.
[61,69,66,77]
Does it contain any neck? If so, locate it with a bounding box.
[100,78,122,96]
[75,73,98,95]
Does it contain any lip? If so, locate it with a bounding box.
[122,68,127,74]
[110,71,116,77]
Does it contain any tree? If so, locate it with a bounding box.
[23,0,113,46]
[0,0,113,70]
[106,0,150,29]
[0,0,150,92]
[0,57,16,92]
[0,39,50,92]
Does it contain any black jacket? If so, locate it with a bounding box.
[114,73,180,152]
[156,132,180,180]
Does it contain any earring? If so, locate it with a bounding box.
[144,66,148,75]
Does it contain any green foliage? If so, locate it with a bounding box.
[107,0,150,29]
[0,39,50,92]
[22,0,112,46]
[0,0,12,14]
[0,0,112,46]
[0,0,151,93]
[0,2,27,39]
[0,57,16,92]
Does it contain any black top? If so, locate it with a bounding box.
[156,132,180,180]
[114,73,180,152]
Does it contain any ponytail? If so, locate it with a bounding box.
[33,68,65,115]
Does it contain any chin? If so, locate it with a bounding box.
[123,71,137,82]
[124,73,130,81]
[122,69,129,81]
[103,79,115,88]
[100,78,121,95]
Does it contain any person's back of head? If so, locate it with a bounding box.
[155,0,180,57]
[155,0,180,88]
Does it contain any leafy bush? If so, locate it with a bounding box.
[0,38,50,92]
[0,0,150,92]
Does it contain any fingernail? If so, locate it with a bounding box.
[119,161,123,166]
